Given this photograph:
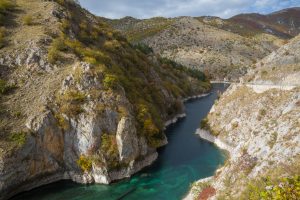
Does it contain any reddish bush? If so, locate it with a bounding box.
[198,187,216,200]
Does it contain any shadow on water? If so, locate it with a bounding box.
[11,83,229,200]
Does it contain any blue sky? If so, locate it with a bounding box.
[78,0,300,19]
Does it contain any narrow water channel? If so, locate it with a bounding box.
[11,83,228,200]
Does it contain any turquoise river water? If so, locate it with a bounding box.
[11,83,228,200]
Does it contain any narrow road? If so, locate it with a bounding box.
[210,81,300,87]
[210,81,299,93]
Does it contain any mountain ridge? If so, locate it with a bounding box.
[107,7,300,80]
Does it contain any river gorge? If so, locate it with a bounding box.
[11,84,228,200]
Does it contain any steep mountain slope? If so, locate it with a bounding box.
[105,16,174,43]
[141,17,278,81]
[244,34,300,85]
[230,7,300,38]
[109,14,288,81]
[198,7,300,39]
[187,35,300,199]
[0,0,210,199]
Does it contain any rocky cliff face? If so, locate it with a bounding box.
[0,0,210,199]
[187,35,300,200]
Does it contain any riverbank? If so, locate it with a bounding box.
[5,92,211,200]
[11,84,227,200]
[164,93,210,129]
[196,129,233,154]
[183,129,233,200]
[184,83,300,200]
[183,176,214,200]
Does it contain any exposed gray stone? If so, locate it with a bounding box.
[116,117,139,162]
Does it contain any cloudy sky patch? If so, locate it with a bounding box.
[78,0,300,19]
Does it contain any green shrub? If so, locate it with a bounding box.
[261,70,268,76]
[77,155,92,172]
[48,38,66,64]
[268,132,278,148]
[159,57,207,81]
[0,0,16,25]
[241,175,300,200]
[118,106,129,117]
[64,38,112,65]
[173,100,183,112]
[133,43,153,54]
[101,133,120,169]
[61,19,71,31]
[9,131,27,146]
[136,103,164,147]
[0,79,15,95]
[200,117,220,136]
[259,109,266,116]
[103,74,118,89]
[84,56,97,65]
[48,47,60,64]
[52,37,67,51]
[101,134,118,156]
[60,103,84,116]
[0,0,16,12]
[103,39,121,52]
[0,79,7,94]
[232,121,239,129]
[200,117,209,129]
[0,0,15,46]
[144,119,159,136]
[143,118,164,148]
[233,158,300,200]
[126,18,173,43]
[258,109,267,120]
[63,90,86,103]
[0,27,6,48]
[55,0,66,6]
[54,113,69,131]
[22,15,34,26]
[58,90,86,116]
[163,81,181,98]
[259,176,300,200]
[12,110,22,118]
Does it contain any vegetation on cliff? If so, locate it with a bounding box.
[189,33,300,200]
[50,0,210,148]
[0,1,211,198]
[109,17,174,43]
[0,0,16,48]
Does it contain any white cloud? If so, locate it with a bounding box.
[78,0,300,19]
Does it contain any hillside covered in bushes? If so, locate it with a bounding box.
[107,10,300,80]
[0,0,210,199]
